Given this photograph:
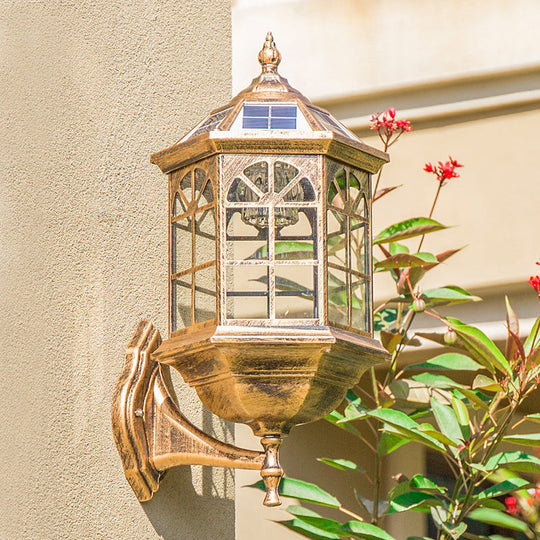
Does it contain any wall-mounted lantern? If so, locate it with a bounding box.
[112,33,389,507]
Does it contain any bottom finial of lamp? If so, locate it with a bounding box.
[260,435,284,507]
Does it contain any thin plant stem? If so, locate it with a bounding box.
[418,180,443,252]
[339,505,365,522]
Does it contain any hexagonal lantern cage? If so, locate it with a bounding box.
[112,33,390,507]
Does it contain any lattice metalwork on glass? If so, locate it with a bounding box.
[170,159,217,332]
[326,159,371,334]
[221,154,322,324]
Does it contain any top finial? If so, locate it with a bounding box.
[258,32,281,73]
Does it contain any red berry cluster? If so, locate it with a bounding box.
[369,107,412,143]
[423,157,463,185]
[529,275,540,294]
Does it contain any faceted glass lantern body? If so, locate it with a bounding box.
[168,155,373,337]
[151,34,389,440]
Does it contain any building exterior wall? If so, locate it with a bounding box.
[233,1,540,539]
[0,1,232,538]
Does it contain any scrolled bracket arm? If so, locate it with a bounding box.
[111,320,282,505]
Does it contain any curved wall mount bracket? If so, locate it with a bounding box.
[112,320,283,506]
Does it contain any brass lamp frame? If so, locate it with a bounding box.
[112,33,389,507]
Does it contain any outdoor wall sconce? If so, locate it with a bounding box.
[112,33,390,507]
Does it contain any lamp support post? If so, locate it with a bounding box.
[112,320,283,505]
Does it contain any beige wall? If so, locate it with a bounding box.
[0,1,232,538]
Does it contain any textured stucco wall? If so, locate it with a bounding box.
[0,1,232,538]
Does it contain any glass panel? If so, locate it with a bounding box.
[226,210,268,261]
[275,161,299,194]
[227,178,260,202]
[173,192,187,216]
[243,162,269,193]
[275,209,314,260]
[328,171,346,210]
[199,176,214,205]
[194,265,216,324]
[327,210,347,268]
[182,108,231,141]
[275,265,315,319]
[349,218,365,274]
[351,175,367,215]
[328,268,348,326]
[244,105,270,117]
[172,277,192,331]
[243,117,269,129]
[194,208,215,266]
[270,117,296,129]
[172,218,192,274]
[180,171,192,203]
[350,279,366,331]
[226,264,268,319]
[193,168,206,202]
[285,177,315,202]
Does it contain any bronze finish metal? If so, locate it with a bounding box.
[113,33,390,508]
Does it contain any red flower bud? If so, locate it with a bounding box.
[388,107,396,119]
[529,275,540,293]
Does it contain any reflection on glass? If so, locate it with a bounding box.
[194,209,215,266]
[327,210,346,268]
[226,210,268,261]
[195,266,216,324]
[172,278,191,331]
[276,209,315,260]
[172,218,192,274]
[275,265,315,319]
[328,268,348,326]
[351,279,366,331]
[349,218,365,274]
[226,264,268,319]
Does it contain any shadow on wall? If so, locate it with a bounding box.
[142,409,235,540]
[143,466,234,540]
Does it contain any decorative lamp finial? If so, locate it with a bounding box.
[258,32,281,73]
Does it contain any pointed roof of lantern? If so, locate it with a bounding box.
[151,33,389,173]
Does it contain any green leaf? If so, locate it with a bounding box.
[409,474,447,494]
[286,505,322,518]
[249,241,314,260]
[467,508,528,532]
[422,286,481,306]
[317,458,365,473]
[502,433,540,446]
[325,410,362,435]
[472,374,502,393]
[366,409,445,451]
[388,491,442,513]
[389,242,409,255]
[452,388,490,411]
[446,321,510,375]
[374,217,448,245]
[375,252,438,271]
[342,521,397,540]
[485,451,540,473]
[249,478,340,507]
[524,315,540,355]
[378,432,409,455]
[281,519,341,540]
[451,396,471,439]
[430,398,463,443]
[412,373,467,389]
[476,478,531,500]
[287,514,346,536]
[416,426,458,447]
[406,353,482,372]
[524,412,540,424]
